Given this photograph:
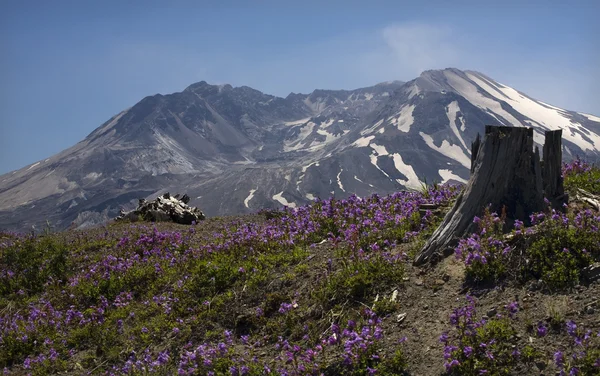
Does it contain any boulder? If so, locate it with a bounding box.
[116,192,205,225]
[581,263,600,283]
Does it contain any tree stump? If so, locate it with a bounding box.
[414,126,565,266]
[542,130,566,209]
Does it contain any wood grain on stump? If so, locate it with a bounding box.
[414,126,565,266]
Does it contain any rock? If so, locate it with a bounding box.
[585,305,595,315]
[397,312,407,323]
[581,263,600,283]
[487,307,497,317]
[527,280,542,291]
[414,279,423,286]
[115,192,205,225]
[535,360,547,370]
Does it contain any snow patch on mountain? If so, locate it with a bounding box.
[301,161,319,173]
[27,162,41,171]
[316,129,341,144]
[466,72,600,151]
[438,169,468,184]
[360,119,384,135]
[407,84,420,99]
[273,192,296,208]
[319,118,335,129]
[353,174,374,187]
[392,154,422,190]
[370,143,389,156]
[444,70,522,126]
[284,121,316,152]
[420,132,471,168]
[284,117,311,126]
[84,172,102,181]
[468,72,568,130]
[297,161,320,189]
[446,101,469,149]
[582,113,600,123]
[304,97,334,113]
[353,135,375,147]
[336,170,345,192]
[370,154,391,178]
[390,104,415,133]
[244,189,257,208]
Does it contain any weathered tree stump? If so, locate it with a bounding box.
[542,130,566,209]
[414,126,565,266]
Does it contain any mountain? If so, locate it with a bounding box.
[1,69,599,231]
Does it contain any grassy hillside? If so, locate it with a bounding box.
[1,159,599,375]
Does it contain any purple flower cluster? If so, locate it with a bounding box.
[108,348,170,375]
[454,210,512,282]
[440,296,526,375]
[171,308,393,375]
[553,321,600,375]
[455,200,600,286]
[562,156,593,176]
[2,186,456,374]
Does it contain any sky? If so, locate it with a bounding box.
[1,0,599,174]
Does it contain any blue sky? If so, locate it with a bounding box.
[1,0,599,174]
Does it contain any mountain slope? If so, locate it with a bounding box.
[0,69,598,231]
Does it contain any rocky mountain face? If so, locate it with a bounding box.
[1,69,599,231]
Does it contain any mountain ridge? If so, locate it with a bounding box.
[1,68,599,231]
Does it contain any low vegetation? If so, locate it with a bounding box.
[1,160,599,375]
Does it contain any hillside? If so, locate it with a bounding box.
[1,159,599,375]
[1,69,599,232]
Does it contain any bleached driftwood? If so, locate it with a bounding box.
[116,192,205,225]
[575,188,600,211]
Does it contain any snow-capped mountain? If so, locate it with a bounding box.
[0,69,598,231]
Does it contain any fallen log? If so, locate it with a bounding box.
[575,188,600,211]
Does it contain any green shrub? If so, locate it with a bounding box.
[0,234,71,299]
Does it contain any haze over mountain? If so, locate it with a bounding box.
[1,68,599,231]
